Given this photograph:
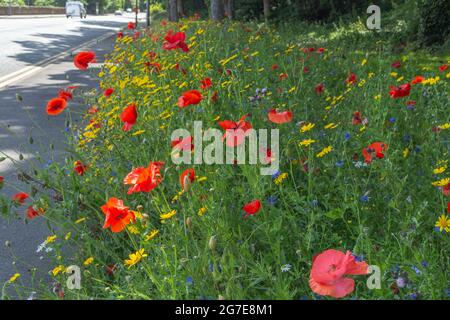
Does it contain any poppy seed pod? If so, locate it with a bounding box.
[209,235,217,251]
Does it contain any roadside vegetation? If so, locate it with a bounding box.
[0,1,449,300]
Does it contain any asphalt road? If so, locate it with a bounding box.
[0,14,144,299]
[0,14,142,78]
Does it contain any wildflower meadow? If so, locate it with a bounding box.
[0,2,449,302]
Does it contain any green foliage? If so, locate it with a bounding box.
[417,0,450,48]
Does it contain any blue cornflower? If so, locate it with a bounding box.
[344,132,350,141]
[389,117,396,123]
[335,160,344,167]
[186,276,194,285]
[267,195,278,205]
[360,194,369,202]
[411,266,421,275]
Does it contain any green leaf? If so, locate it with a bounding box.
[325,208,344,220]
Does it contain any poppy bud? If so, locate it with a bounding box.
[185,217,192,229]
[209,235,217,251]
[182,174,192,192]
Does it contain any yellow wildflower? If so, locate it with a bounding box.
[51,265,65,277]
[198,207,207,216]
[83,257,94,266]
[432,177,450,187]
[274,172,288,185]
[160,210,177,220]
[9,273,20,283]
[300,122,315,133]
[145,230,159,241]
[298,139,316,147]
[316,146,333,158]
[124,249,148,268]
[435,215,450,233]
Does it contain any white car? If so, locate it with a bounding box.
[66,1,87,19]
[114,10,123,16]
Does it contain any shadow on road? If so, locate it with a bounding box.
[7,19,125,67]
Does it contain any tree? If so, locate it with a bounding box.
[223,0,233,19]
[177,0,184,17]
[210,0,224,20]
[168,0,178,21]
[263,0,270,20]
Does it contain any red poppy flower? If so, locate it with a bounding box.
[127,22,135,30]
[120,103,138,132]
[389,83,410,98]
[27,206,44,220]
[303,67,310,73]
[309,249,368,298]
[218,114,252,147]
[439,64,448,72]
[243,199,261,218]
[442,183,450,197]
[279,73,288,80]
[362,142,388,163]
[58,89,73,101]
[180,168,195,191]
[200,78,212,90]
[162,30,189,52]
[104,88,114,98]
[411,76,424,84]
[317,47,325,53]
[0,176,4,189]
[12,192,29,205]
[391,60,401,68]
[315,83,325,95]
[101,197,135,233]
[46,97,67,116]
[178,90,202,108]
[346,72,357,85]
[271,64,279,70]
[117,31,124,38]
[171,136,194,151]
[268,109,293,124]
[73,51,96,70]
[123,162,164,195]
[74,161,87,176]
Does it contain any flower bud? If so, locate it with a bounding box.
[209,235,217,251]
[186,217,192,229]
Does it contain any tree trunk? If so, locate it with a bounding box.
[177,0,184,17]
[224,0,234,20]
[263,0,270,20]
[168,0,178,22]
[210,0,224,21]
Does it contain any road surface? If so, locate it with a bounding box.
[0,14,144,299]
[0,14,144,78]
